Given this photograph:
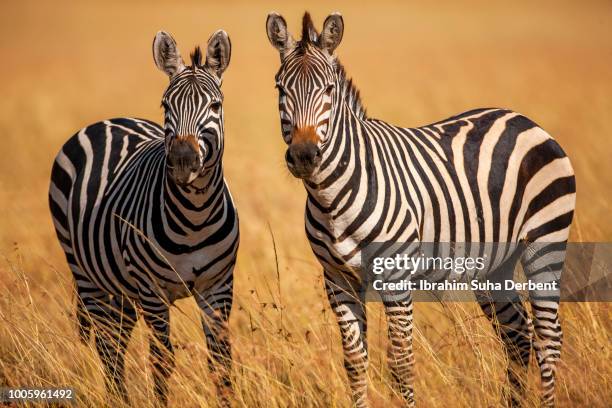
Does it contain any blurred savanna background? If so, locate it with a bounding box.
[0,0,610,407]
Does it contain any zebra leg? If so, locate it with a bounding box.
[142,302,174,406]
[73,273,105,344]
[68,257,136,401]
[522,242,566,408]
[196,283,233,408]
[61,248,98,343]
[325,275,369,408]
[477,297,532,407]
[383,297,415,406]
[476,252,532,407]
[91,294,138,402]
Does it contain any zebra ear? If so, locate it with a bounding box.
[319,12,344,54]
[266,12,295,58]
[206,30,232,78]
[152,31,186,78]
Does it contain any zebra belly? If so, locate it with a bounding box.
[118,232,237,303]
[162,250,231,302]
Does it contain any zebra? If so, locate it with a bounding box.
[48,29,238,406]
[266,11,575,408]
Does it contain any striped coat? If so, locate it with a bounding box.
[49,30,237,406]
[267,11,575,408]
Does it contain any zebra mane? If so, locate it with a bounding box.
[190,46,203,67]
[335,61,367,120]
[301,12,318,44]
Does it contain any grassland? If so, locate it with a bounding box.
[0,1,610,406]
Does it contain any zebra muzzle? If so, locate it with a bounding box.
[286,142,321,178]
[167,139,201,185]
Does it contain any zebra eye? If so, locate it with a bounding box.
[324,84,334,96]
[210,102,221,114]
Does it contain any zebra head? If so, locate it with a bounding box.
[153,30,231,186]
[266,12,344,179]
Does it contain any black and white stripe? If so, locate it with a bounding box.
[267,12,575,407]
[49,30,237,406]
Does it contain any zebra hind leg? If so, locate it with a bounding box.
[73,274,100,344]
[91,293,138,403]
[476,255,532,408]
[383,298,415,406]
[71,265,137,401]
[478,297,532,407]
[325,276,369,408]
[476,251,533,407]
[521,242,566,408]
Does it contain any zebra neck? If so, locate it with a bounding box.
[162,166,225,230]
[305,101,366,210]
[305,67,369,210]
[334,61,367,121]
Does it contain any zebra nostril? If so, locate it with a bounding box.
[169,141,199,170]
[285,149,295,166]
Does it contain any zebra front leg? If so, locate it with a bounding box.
[196,283,233,408]
[142,302,175,406]
[90,293,138,403]
[522,242,566,408]
[325,276,369,408]
[384,298,415,406]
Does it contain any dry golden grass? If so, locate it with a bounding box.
[0,1,610,406]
